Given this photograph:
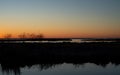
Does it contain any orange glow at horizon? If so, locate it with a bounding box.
[0,21,120,38]
[0,29,120,38]
[0,19,120,38]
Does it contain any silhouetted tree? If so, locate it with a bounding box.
[18,33,44,39]
[18,33,26,39]
[36,34,44,38]
[28,33,36,38]
[4,34,12,39]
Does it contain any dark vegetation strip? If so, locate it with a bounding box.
[81,38,120,42]
[0,42,120,61]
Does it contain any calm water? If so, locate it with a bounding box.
[0,63,120,75]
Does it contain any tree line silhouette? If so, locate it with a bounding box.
[3,33,44,39]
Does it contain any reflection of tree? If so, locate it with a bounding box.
[0,63,61,75]
[38,63,58,71]
[1,59,120,75]
[1,63,21,75]
[0,52,120,75]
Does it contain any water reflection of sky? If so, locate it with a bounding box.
[21,63,120,75]
[1,63,120,75]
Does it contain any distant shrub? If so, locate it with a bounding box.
[4,34,12,39]
[18,33,44,39]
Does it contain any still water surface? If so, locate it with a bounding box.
[1,63,120,75]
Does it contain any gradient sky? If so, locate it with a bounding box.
[0,0,120,38]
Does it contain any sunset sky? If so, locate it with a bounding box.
[0,0,120,38]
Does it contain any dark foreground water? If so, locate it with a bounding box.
[0,41,120,75]
[0,63,120,75]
